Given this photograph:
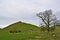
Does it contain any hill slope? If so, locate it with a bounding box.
[2,21,40,32]
[0,21,41,40]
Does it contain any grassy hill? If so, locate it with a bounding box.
[0,21,60,40]
[0,21,41,40]
[2,21,40,32]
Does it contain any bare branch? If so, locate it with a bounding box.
[37,9,57,32]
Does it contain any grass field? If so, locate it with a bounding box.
[0,21,60,40]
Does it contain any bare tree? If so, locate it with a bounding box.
[37,9,57,32]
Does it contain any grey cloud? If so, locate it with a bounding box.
[0,0,60,28]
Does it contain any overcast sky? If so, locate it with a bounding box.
[0,0,60,28]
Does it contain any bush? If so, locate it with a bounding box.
[9,30,21,33]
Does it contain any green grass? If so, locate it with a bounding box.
[0,21,60,40]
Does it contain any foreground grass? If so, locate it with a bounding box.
[0,27,60,40]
